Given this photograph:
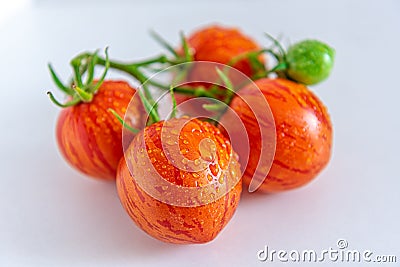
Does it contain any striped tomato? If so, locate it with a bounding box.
[175,25,265,115]
[224,78,332,192]
[185,25,264,82]
[56,81,144,180]
[117,118,242,243]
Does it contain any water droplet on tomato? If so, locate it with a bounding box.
[166,139,176,145]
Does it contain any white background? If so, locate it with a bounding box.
[0,0,399,266]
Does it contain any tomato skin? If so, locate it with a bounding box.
[286,40,335,85]
[187,25,263,80]
[224,78,332,192]
[175,25,264,113]
[116,118,242,243]
[56,81,144,180]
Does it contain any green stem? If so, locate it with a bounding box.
[48,64,74,95]
[267,61,288,74]
[96,57,137,79]
[228,49,267,67]
[73,85,93,102]
[85,50,99,85]
[94,56,162,124]
[215,68,235,104]
[264,48,282,62]
[89,47,110,94]
[95,55,175,76]
[108,108,139,134]
[178,86,217,98]
[47,92,81,108]
[180,31,192,62]
[150,30,179,57]
[169,86,177,119]
[71,61,84,88]
[264,32,286,61]
[95,57,153,98]
[47,47,109,109]
[137,55,168,66]
[202,103,225,111]
[94,56,158,112]
[138,89,160,123]
[95,56,218,99]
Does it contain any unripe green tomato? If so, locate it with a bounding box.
[285,40,335,85]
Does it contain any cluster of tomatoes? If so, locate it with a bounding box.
[47,25,334,244]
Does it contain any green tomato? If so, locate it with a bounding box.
[285,40,335,85]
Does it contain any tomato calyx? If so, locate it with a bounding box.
[47,48,110,108]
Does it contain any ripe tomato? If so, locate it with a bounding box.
[222,78,332,192]
[175,25,264,114]
[117,117,242,243]
[56,80,144,180]
[185,25,264,81]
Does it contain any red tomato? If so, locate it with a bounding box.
[221,78,332,192]
[186,25,263,79]
[117,118,242,243]
[175,25,264,115]
[56,81,145,180]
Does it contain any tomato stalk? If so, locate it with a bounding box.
[47,47,110,108]
[89,55,219,99]
[67,31,270,104]
[108,108,140,134]
[227,49,268,80]
[200,68,236,125]
[169,86,177,120]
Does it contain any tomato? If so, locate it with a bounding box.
[222,78,332,192]
[56,81,144,180]
[285,40,335,85]
[185,25,264,82]
[116,117,242,243]
[174,25,265,114]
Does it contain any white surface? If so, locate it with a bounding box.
[0,0,31,25]
[1,0,399,266]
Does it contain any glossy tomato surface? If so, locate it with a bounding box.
[225,78,332,192]
[56,81,144,180]
[117,118,242,243]
[186,25,263,82]
[175,25,264,115]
